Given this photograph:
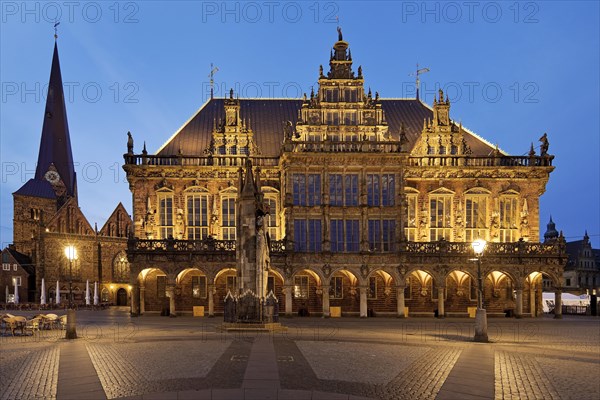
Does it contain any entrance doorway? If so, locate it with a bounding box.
[116,288,128,306]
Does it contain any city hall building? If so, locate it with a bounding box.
[123,32,567,319]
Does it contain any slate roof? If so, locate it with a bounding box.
[156,98,497,157]
[34,42,77,197]
[13,179,56,199]
[4,248,34,276]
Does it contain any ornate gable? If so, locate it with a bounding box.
[45,197,94,235]
[99,203,132,238]
[411,89,470,157]
[204,89,260,159]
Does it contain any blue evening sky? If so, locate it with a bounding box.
[1,1,598,247]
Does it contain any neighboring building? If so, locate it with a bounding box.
[6,39,132,306]
[564,232,600,294]
[123,32,567,318]
[1,245,35,303]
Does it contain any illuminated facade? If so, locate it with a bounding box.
[123,33,567,318]
[7,41,132,306]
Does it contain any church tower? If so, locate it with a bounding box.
[12,39,77,257]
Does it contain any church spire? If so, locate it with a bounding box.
[35,40,77,198]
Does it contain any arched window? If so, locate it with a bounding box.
[185,188,209,240]
[429,188,454,241]
[157,189,174,239]
[499,191,519,242]
[112,252,129,283]
[405,188,419,241]
[465,188,490,242]
[101,288,110,303]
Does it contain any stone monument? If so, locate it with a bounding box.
[222,159,281,330]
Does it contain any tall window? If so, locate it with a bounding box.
[382,220,396,251]
[192,276,207,298]
[465,194,488,242]
[367,174,395,206]
[330,219,343,252]
[405,193,418,241]
[292,174,306,206]
[158,192,173,239]
[307,174,321,206]
[382,174,395,206]
[368,219,396,251]
[343,111,357,125]
[265,197,278,240]
[368,220,381,251]
[112,252,129,283]
[187,194,209,239]
[330,276,343,299]
[430,194,452,241]
[222,198,236,240]
[367,174,380,206]
[499,196,519,242]
[344,175,359,206]
[326,111,340,125]
[330,219,359,252]
[293,173,321,206]
[308,219,322,252]
[294,275,309,298]
[330,174,343,206]
[294,219,322,252]
[329,174,358,206]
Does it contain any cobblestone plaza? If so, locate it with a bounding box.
[1,310,598,399]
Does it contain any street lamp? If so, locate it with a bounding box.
[64,245,78,339]
[472,239,488,342]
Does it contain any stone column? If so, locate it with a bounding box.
[437,286,445,318]
[322,285,330,317]
[359,286,368,318]
[396,285,406,318]
[554,288,562,319]
[283,285,293,316]
[139,286,145,314]
[515,289,523,318]
[166,285,176,317]
[530,287,536,317]
[130,283,140,316]
[208,284,215,317]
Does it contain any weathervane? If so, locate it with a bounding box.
[410,63,430,100]
[54,21,60,40]
[208,63,219,99]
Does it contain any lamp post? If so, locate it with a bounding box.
[472,239,488,342]
[64,245,78,339]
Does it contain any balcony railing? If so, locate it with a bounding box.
[123,154,280,167]
[127,238,563,257]
[402,240,564,255]
[408,155,553,167]
[128,238,287,254]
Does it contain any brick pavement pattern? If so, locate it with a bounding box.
[296,341,431,385]
[495,350,561,400]
[0,344,59,400]
[87,340,231,399]
[2,314,600,400]
[381,347,461,400]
